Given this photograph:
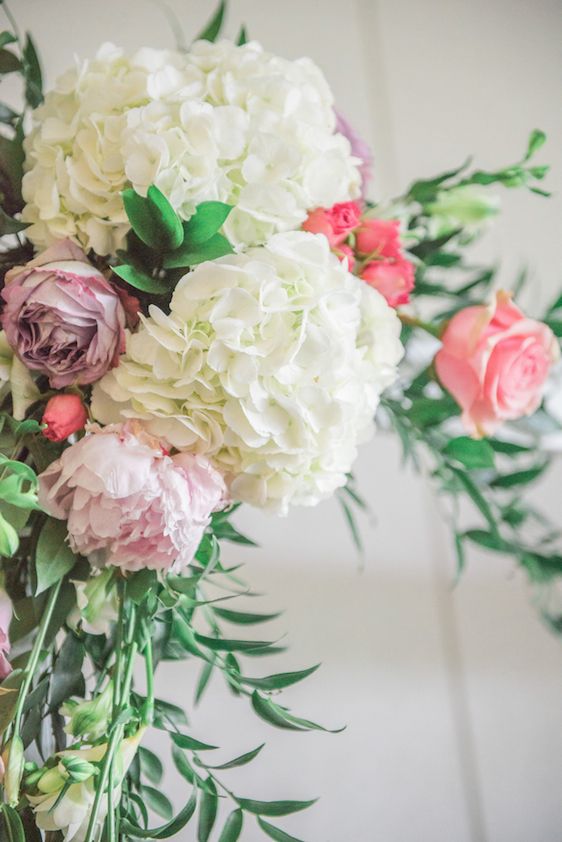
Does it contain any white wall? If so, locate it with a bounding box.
[7,1,562,839]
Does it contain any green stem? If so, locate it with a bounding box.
[399,313,442,338]
[12,580,62,740]
[84,602,137,842]
[142,631,154,727]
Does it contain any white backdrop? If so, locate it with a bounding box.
[8,1,562,840]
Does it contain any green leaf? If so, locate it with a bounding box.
[210,518,258,546]
[198,777,218,842]
[126,569,158,604]
[0,510,18,557]
[183,201,233,246]
[213,607,281,625]
[443,436,495,469]
[0,32,17,49]
[142,785,174,820]
[1,804,26,842]
[251,691,342,733]
[258,817,306,842]
[35,518,76,595]
[195,0,226,42]
[0,207,28,235]
[194,632,275,653]
[449,466,498,535]
[49,633,85,710]
[112,264,170,295]
[464,529,513,553]
[195,533,220,569]
[206,743,264,770]
[194,658,215,705]
[0,48,20,74]
[488,439,530,455]
[491,463,547,488]
[139,746,164,785]
[236,26,248,46]
[122,185,183,251]
[163,232,234,269]
[235,797,317,817]
[218,809,243,842]
[239,664,320,692]
[524,129,546,161]
[22,34,43,108]
[171,732,218,752]
[121,788,197,839]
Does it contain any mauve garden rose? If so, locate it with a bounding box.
[38,422,227,573]
[1,240,126,389]
[435,291,560,437]
[335,111,373,196]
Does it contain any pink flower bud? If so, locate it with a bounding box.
[42,394,88,442]
[302,201,362,247]
[355,218,402,259]
[361,258,415,308]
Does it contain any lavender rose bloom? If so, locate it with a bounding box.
[1,240,126,388]
[335,110,373,196]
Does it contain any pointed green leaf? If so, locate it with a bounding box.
[142,786,173,821]
[251,692,343,733]
[171,732,218,752]
[194,632,275,653]
[198,777,218,842]
[1,804,26,842]
[524,129,546,161]
[235,797,317,817]
[0,510,18,557]
[213,607,281,625]
[122,185,183,251]
[236,26,248,46]
[139,746,164,785]
[112,264,169,295]
[206,743,265,770]
[218,809,243,842]
[121,788,197,839]
[163,232,233,269]
[195,0,226,43]
[490,463,547,488]
[0,48,20,74]
[258,817,306,842]
[35,518,76,595]
[182,201,233,246]
[23,34,43,108]
[443,436,495,469]
[239,664,320,691]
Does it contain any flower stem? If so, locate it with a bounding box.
[142,628,154,727]
[398,313,442,338]
[12,580,62,739]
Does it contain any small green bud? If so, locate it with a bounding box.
[60,681,113,742]
[59,755,98,783]
[4,736,25,806]
[37,765,66,795]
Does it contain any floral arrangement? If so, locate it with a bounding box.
[0,2,560,840]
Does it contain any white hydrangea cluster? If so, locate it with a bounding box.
[92,232,403,514]
[22,40,361,256]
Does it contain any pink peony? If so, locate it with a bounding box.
[42,394,88,442]
[37,422,227,573]
[355,218,402,259]
[302,201,361,247]
[435,291,559,437]
[361,258,415,308]
[1,240,126,389]
[0,590,12,681]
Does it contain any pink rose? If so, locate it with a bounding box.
[1,240,126,389]
[302,201,361,246]
[42,394,88,442]
[0,590,12,681]
[355,218,402,259]
[361,258,415,308]
[38,422,227,573]
[435,291,560,436]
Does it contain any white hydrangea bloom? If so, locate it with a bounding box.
[92,232,403,513]
[22,40,361,255]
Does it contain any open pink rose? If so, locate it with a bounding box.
[361,258,415,308]
[1,240,126,389]
[38,422,227,573]
[355,219,402,259]
[435,291,560,436]
[302,201,361,247]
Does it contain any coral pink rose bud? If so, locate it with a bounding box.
[361,258,415,308]
[302,202,361,246]
[42,394,88,442]
[334,244,356,271]
[1,240,126,389]
[38,422,227,573]
[435,291,560,437]
[355,218,402,259]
